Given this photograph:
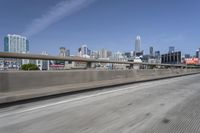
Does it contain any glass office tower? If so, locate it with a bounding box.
[4,34,29,53]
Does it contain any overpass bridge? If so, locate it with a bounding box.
[1,52,200,132]
[0,52,199,69]
[0,51,200,103]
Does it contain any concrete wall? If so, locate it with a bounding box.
[0,69,200,93]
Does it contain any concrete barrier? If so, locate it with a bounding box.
[0,69,200,104]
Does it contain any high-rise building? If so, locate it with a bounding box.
[149,46,154,57]
[91,51,98,59]
[196,48,200,59]
[98,49,107,59]
[66,49,70,56]
[98,49,108,59]
[125,52,131,58]
[155,51,160,59]
[161,51,181,64]
[195,49,199,58]
[196,50,199,58]
[113,51,127,61]
[135,36,141,53]
[107,51,112,58]
[4,34,29,53]
[185,54,190,58]
[3,34,29,69]
[198,48,200,59]
[98,49,112,59]
[78,45,91,58]
[82,45,87,55]
[134,35,143,57]
[169,46,175,53]
[59,47,66,57]
[59,47,70,57]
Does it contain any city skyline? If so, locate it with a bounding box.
[2,34,200,58]
[0,0,200,55]
[1,33,200,58]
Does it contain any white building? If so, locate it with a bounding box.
[4,34,29,69]
[113,51,127,61]
[78,45,91,58]
[59,47,70,57]
[90,51,98,59]
[98,49,112,59]
[98,49,108,59]
[135,35,141,53]
[4,34,29,53]
[133,57,142,69]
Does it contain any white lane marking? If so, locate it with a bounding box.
[0,79,175,118]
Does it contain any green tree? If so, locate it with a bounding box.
[21,64,39,71]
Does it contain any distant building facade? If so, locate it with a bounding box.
[149,46,154,57]
[4,34,29,53]
[124,52,131,58]
[78,45,91,58]
[3,34,29,69]
[184,58,199,65]
[195,48,200,59]
[98,49,112,59]
[134,35,143,57]
[184,54,191,58]
[155,51,160,59]
[196,50,199,58]
[135,36,141,53]
[98,49,108,59]
[161,51,181,64]
[59,47,70,57]
[90,51,98,59]
[168,46,175,53]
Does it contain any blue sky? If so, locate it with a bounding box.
[0,0,200,55]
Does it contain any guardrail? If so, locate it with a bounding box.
[1,69,200,104]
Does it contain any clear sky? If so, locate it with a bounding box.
[0,0,200,55]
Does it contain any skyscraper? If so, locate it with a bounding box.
[169,46,175,53]
[198,48,200,60]
[59,47,66,57]
[4,34,29,53]
[82,45,88,55]
[135,35,141,53]
[98,49,107,59]
[66,49,70,56]
[195,50,199,58]
[98,49,112,59]
[59,47,70,57]
[78,45,91,58]
[155,51,160,59]
[149,46,154,57]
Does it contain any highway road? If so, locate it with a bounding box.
[1,74,200,133]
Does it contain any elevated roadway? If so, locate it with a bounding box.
[0,52,198,68]
[1,74,200,133]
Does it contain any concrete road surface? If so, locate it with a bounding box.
[1,74,200,133]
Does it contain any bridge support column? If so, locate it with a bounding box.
[130,64,133,69]
[87,62,92,69]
